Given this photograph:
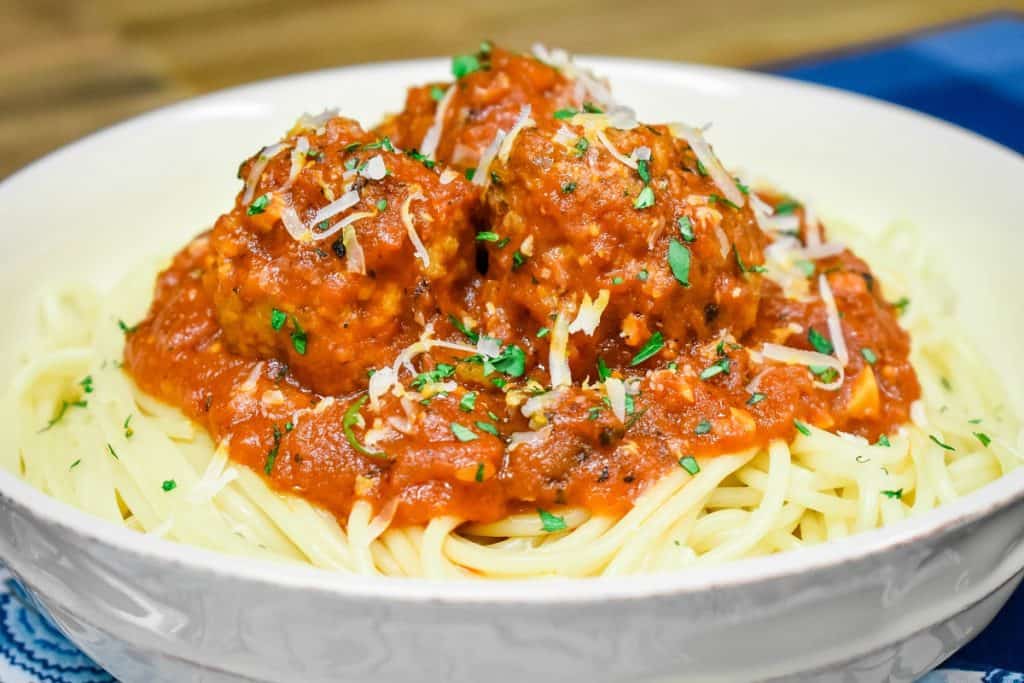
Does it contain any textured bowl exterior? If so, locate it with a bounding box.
[1,57,1023,682]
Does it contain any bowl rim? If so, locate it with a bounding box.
[2,54,1023,605]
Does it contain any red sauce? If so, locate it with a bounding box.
[124,46,919,527]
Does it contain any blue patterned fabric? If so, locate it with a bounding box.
[1,13,1023,683]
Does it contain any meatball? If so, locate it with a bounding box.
[475,115,767,374]
[376,45,582,169]
[205,115,479,395]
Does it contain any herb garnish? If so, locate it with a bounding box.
[633,186,655,210]
[270,308,287,331]
[448,313,479,342]
[290,317,307,355]
[929,434,956,451]
[882,488,903,500]
[162,480,177,492]
[459,392,477,412]
[476,421,499,437]
[677,216,695,242]
[678,456,700,475]
[699,358,731,380]
[451,422,478,442]
[808,328,834,355]
[860,347,878,365]
[597,357,612,381]
[668,239,691,287]
[630,331,664,366]
[538,509,567,532]
[553,108,577,120]
[247,194,270,215]
[794,420,811,436]
[747,392,766,406]
[343,395,386,458]
[695,419,712,435]
[451,54,482,79]
[734,246,767,274]
[973,432,991,447]
[411,363,456,389]
[40,400,88,432]
[877,434,891,447]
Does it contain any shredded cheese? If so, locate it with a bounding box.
[761,343,844,391]
[280,204,308,242]
[549,313,572,387]
[568,290,610,336]
[359,155,387,181]
[605,377,627,423]
[498,105,535,163]
[670,122,745,208]
[400,193,430,266]
[818,274,850,365]
[596,129,637,169]
[242,142,289,204]
[311,211,374,243]
[312,190,360,225]
[473,129,507,188]
[420,85,456,161]
[342,225,367,274]
[282,136,309,190]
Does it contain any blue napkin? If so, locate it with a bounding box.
[1,14,1023,683]
[770,14,1024,681]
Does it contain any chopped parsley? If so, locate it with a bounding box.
[677,216,695,242]
[459,392,478,412]
[612,276,624,285]
[411,363,456,389]
[247,193,270,215]
[290,317,308,355]
[430,85,446,102]
[882,488,903,500]
[734,246,766,274]
[668,239,691,288]
[107,443,119,460]
[448,313,479,342]
[747,392,766,406]
[794,419,811,436]
[597,357,612,382]
[536,327,550,338]
[774,199,800,215]
[553,108,578,120]
[630,331,664,366]
[270,308,287,331]
[123,414,134,439]
[678,455,700,475]
[574,137,589,156]
[39,400,88,432]
[264,424,282,475]
[709,194,741,210]
[877,434,891,447]
[475,463,486,482]
[562,181,577,194]
[451,422,478,442]
[538,509,567,532]
[451,54,482,79]
[162,480,177,492]
[636,159,651,184]
[363,137,395,152]
[637,269,649,282]
[475,421,499,437]
[699,358,731,380]
[512,250,527,270]
[488,344,526,377]
[696,159,708,176]
[343,395,386,458]
[376,198,388,211]
[893,296,910,315]
[69,459,81,470]
[808,328,834,355]
[633,186,655,210]
[973,432,991,448]
[405,149,436,169]
[582,102,603,114]
[860,347,878,365]
[475,231,500,242]
[795,259,815,277]
[464,167,476,181]
[118,319,138,335]
[79,375,94,394]
[695,419,712,435]
[929,434,956,451]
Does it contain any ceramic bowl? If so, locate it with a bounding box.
[1,57,1023,683]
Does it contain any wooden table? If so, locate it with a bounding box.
[2,0,1018,178]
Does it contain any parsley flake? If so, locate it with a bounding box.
[451,422,478,442]
[630,332,665,366]
[668,239,691,288]
[538,509,567,532]
[678,455,700,475]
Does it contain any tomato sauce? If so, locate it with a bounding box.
[124,45,919,527]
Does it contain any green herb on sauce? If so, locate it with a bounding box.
[677,216,695,242]
[405,149,436,169]
[795,259,815,277]
[475,463,486,482]
[695,419,712,435]
[247,193,270,215]
[582,102,603,114]
[637,269,649,282]
[630,332,665,366]
[489,344,526,377]
[699,358,731,380]
[512,251,527,270]
[877,434,891,447]
[376,198,388,211]
[633,186,655,210]
[290,317,308,355]
[575,137,589,156]
[343,395,387,458]
[448,313,479,343]
[893,296,910,315]
[774,199,800,215]
[475,231,500,242]
[270,308,287,331]
[118,319,138,335]
[411,363,456,389]
[430,85,446,102]
[597,357,612,382]
[459,392,478,412]
[794,420,811,436]
[861,347,878,365]
[451,422,478,442]
[476,421,499,437]
[808,327,834,355]
[734,246,766,274]
[562,181,577,194]
[668,240,691,288]
[451,54,482,79]
[747,392,766,406]
[553,108,578,120]
[636,159,651,184]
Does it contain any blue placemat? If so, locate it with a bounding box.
[769,13,1024,682]
[2,14,1024,683]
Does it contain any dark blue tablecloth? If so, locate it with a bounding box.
[769,14,1024,681]
[1,14,1023,683]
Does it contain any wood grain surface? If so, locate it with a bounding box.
[2,0,1019,178]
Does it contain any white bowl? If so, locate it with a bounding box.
[1,57,1023,683]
